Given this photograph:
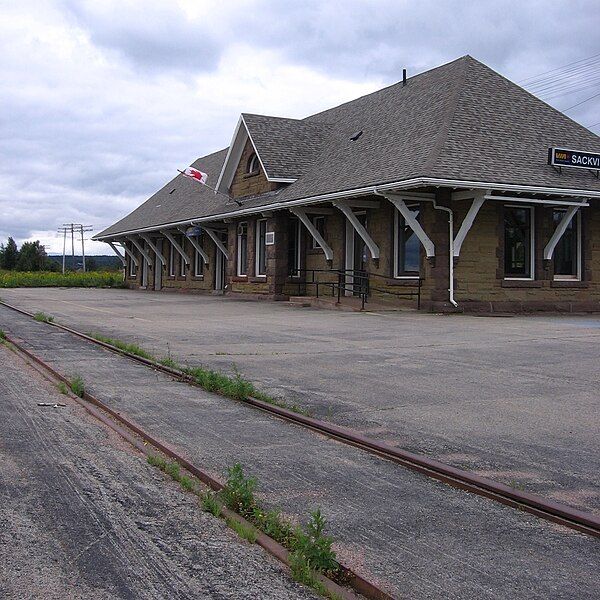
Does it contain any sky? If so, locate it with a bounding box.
[1,0,600,255]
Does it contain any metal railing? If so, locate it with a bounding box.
[289,269,422,310]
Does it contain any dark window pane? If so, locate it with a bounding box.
[553,210,578,277]
[257,220,267,275]
[396,208,420,275]
[238,223,248,275]
[504,207,531,277]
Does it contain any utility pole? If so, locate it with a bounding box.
[57,224,93,271]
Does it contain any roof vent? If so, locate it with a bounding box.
[350,130,363,141]
[402,69,407,86]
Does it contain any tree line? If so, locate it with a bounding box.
[0,237,58,271]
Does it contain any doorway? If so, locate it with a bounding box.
[345,212,368,295]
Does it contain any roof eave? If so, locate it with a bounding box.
[93,176,600,241]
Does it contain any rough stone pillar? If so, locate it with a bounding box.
[267,211,290,299]
[226,222,237,281]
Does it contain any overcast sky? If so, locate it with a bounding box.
[1,0,599,255]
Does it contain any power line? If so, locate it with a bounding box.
[561,90,600,112]
[518,52,600,84]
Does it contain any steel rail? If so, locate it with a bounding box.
[1,299,599,538]
[3,333,391,600]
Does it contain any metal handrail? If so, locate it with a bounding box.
[290,269,422,310]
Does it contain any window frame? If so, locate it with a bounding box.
[128,249,137,278]
[310,216,325,250]
[193,239,204,278]
[237,221,248,276]
[553,209,582,281]
[393,205,421,279]
[503,205,535,281]
[255,218,267,277]
[247,153,259,175]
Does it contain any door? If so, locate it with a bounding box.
[214,231,227,291]
[154,239,162,290]
[345,212,368,295]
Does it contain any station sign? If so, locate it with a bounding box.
[548,147,600,170]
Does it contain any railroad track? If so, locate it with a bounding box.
[1,298,599,540]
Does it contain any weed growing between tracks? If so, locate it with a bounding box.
[33,311,54,323]
[69,375,85,398]
[57,381,69,395]
[146,455,343,599]
[88,332,310,416]
[0,329,5,340]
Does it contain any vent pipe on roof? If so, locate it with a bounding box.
[402,69,407,86]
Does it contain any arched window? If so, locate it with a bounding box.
[247,153,259,174]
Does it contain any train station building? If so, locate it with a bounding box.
[95,55,600,312]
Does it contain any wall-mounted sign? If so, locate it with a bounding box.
[185,226,202,237]
[548,147,600,170]
[265,232,275,245]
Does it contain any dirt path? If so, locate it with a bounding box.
[0,344,316,600]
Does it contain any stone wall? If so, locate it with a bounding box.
[230,139,279,199]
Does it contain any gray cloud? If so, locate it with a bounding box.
[1,0,599,254]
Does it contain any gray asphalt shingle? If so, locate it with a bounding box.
[96,56,600,239]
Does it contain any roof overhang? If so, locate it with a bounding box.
[94,176,600,241]
[214,114,297,194]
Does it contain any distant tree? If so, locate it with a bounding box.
[0,237,19,270]
[86,257,97,271]
[15,241,52,271]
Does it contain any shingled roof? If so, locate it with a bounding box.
[96,55,600,239]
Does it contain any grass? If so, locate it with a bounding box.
[200,491,222,517]
[145,456,342,599]
[33,311,54,323]
[86,332,310,415]
[69,375,85,398]
[0,329,5,340]
[226,517,258,543]
[57,381,69,395]
[89,333,155,360]
[0,270,125,288]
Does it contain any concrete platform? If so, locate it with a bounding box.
[0,344,315,600]
[1,304,598,600]
[1,287,598,515]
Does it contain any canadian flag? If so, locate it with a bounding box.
[182,166,208,184]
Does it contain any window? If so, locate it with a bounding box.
[237,222,248,276]
[179,237,186,277]
[394,207,420,277]
[553,209,581,280]
[128,249,137,277]
[288,218,301,277]
[504,206,534,279]
[247,153,259,174]
[194,240,204,278]
[168,241,176,277]
[255,219,267,276]
[311,216,325,250]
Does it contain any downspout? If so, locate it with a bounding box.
[374,188,457,308]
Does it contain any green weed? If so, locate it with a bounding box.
[33,311,54,323]
[57,381,69,395]
[221,463,257,516]
[226,517,258,543]
[69,375,85,398]
[294,509,338,573]
[89,333,155,360]
[200,491,222,517]
[159,356,178,369]
[179,475,195,492]
[147,454,167,470]
[0,329,5,340]
[164,461,181,482]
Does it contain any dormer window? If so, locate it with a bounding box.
[247,153,259,175]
